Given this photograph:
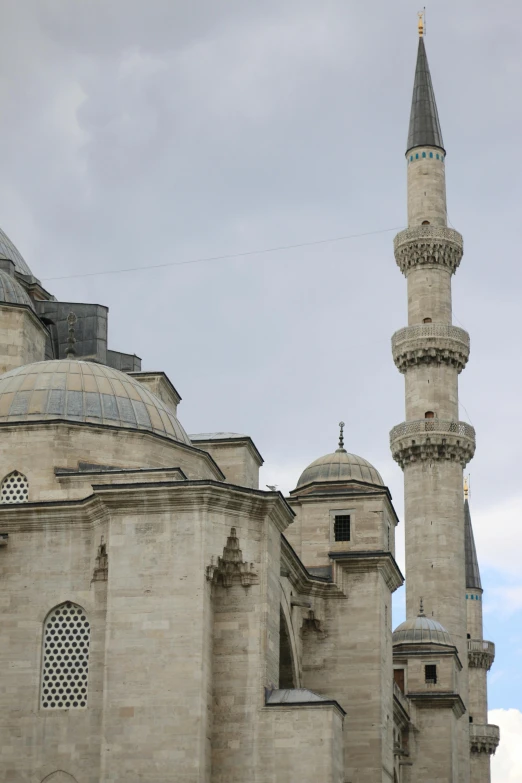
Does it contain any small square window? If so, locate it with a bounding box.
[425,664,437,684]
[334,515,351,542]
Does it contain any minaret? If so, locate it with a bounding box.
[465,480,499,780]
[390,18,474,781]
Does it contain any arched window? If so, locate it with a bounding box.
[422,220,430,225]
[423,318,432,324]
[1,470,28,503]
[425,411,435,419]
[41,602,90,710]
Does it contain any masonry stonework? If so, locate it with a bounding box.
[0,27,497,783]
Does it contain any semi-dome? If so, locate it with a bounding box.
[0,227,32,276]
[0,360,191,445]
[297,449,384,488]
[393,613,453,647]
[0,269,35,311]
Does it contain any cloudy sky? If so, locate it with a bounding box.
[1,1,520,779]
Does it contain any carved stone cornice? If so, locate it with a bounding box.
[328,551,404,593]
[392,324,470,372]
[92,480,294,533]
[407,691,466,718]
[280,535,346,599]
[390,419,476,468]
[468,639,495,671]
[0,493,107,532]
[470,723,500,755]
[394,226,463,276]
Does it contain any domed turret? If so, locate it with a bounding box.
[0,359,191,445]
[393,601,454,647]
[296,422,383,489]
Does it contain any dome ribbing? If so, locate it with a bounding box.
[0,270,35,311]
[0,360,191,444]
[0,227,32,276]
[297,449,383,488]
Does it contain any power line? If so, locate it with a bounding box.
[41,225,405,282]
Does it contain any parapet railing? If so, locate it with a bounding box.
[392,324,470,350]
[469,723,500,743]
[393,681,409,715]
[390,420,476,442]
[468,639,495,656]
[394,225,463,250]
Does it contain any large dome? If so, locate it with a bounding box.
[297,449,384,488]
[393,614,453,647]
[0,269,35,311]
[0,360,191,445]
[0,227,32,276]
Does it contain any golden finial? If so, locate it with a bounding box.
[463,476,469,500]
[418,9,425,37]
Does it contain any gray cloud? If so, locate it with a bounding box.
[0,0,519,525]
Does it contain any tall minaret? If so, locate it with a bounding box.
[465,480,499,780]
[390,17,475,781]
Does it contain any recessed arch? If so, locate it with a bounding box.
[41,773,79,783]
[279,607,297,689]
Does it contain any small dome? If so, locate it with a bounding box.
[0,227,32,276]
[393,614,453,647]
[0,360,191,445]
[297,449,384,488]
[0,269,35,311]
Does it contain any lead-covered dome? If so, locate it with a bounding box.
[393,614,453,647]
[297,449,384,488]
[0,360,191,444]
[0,227,32,276]
[0,269,35,311]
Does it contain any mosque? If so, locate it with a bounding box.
[0,19,499,783]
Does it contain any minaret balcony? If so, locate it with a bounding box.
[468,639,495,670]
[392,324,470,372]
[394,225,463,275]
[469,723,500,755]
[390,419,476,468]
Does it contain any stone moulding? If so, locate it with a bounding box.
[392,324,470,372]
[389,419,476,468]
[393,225,463,275]
[469,723,500,755]
[468,639,495,670]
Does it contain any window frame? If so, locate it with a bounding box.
[329,508,355,546]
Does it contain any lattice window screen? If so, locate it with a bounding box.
[1,470,28,503]
[41,602,90,709]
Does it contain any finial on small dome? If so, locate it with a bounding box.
[65,311,77,358]
[463,475,469,500]
[336,421,346,453]
[418,597,425,616]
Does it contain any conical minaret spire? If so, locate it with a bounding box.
[407,37,444,153]
[464,496,482,590]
